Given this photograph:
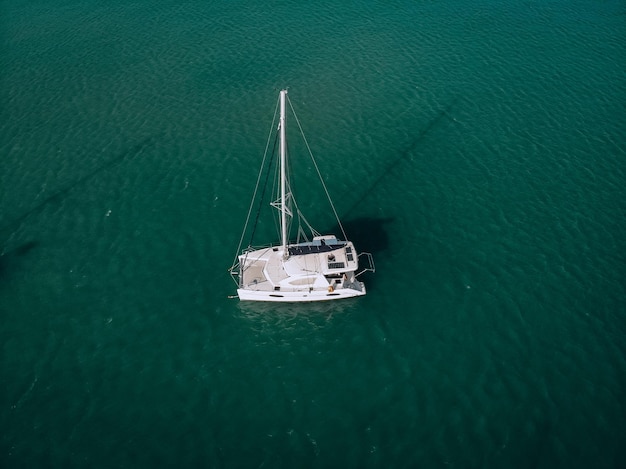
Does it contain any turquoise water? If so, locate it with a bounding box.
[1,0,625,467]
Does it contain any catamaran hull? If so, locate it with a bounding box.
[228,91,375,303]
[237,286,366,302]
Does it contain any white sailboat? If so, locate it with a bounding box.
[229,90,374,302]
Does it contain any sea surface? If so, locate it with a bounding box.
[1,0,625,467]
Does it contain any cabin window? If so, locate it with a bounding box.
[328,262,346,269]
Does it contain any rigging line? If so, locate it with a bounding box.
[287,95,347,241]
[283,138,294,242]
[286,139,317,241]
[271,145,281,239]
[247,130,279,249]
[270,139,289,242]
[282,142,313,243]
[286,129,318,240]
[230,95,280,271]
[292,193,317,239]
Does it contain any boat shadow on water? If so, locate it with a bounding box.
[0,136,156,237]
[342,95,459,220]
[324,216,392,292]
[0,137,155,283]
[316,97,460,294]
[0,240,39,284]
[329,217,392,256]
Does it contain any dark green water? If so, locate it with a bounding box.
[1,0,625,467]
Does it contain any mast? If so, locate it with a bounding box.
[280,89,288,255]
